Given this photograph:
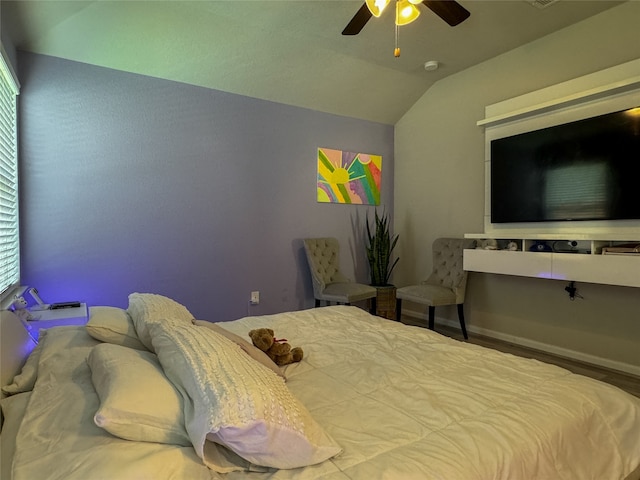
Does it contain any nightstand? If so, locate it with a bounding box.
[27,303,88,341]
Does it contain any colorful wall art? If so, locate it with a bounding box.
[317,148,382,205]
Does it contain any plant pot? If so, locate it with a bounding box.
[374,285,397,321]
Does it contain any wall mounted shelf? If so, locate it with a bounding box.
[463,234,640,288]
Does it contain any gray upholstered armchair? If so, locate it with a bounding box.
[303,238,377,310]
[396,237,475,339]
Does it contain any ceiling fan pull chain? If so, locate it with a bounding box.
[394,22,400,57]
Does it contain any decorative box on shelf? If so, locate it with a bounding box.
[27,303,88,340]
[601,244,640,255]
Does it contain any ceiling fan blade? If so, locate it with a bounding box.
[422,0,470,27]
[342,3,373,35]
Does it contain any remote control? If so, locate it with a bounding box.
[50,301,82,310]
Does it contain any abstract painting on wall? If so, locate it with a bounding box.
[317,147,382,205]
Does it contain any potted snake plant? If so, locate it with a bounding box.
[365,209,399,319]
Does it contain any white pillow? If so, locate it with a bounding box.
[87,343,191,446]
[85,306,147,350]
[127,293,194,351]
[149,320,342,470]
[193,320,284,380]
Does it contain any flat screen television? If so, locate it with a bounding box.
[490,106,640,223]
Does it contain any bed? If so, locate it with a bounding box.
[1,294,640,480]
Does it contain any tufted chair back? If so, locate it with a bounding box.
[303,238,350,297]
[423,238,475,304]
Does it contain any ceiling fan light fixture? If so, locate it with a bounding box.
[365,0,390,17]
[625,107,640,117]
[395,0,420,26]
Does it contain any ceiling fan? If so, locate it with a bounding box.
[343,0,470,57]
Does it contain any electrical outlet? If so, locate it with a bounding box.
[250,291,260,305]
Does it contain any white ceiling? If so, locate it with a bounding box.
[2,0,624,124]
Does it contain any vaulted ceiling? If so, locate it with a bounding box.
[2,0,624,124]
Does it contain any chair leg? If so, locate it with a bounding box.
[369,296,376,315]
[428,306,435,331]
[396,298,402,321]
[457,304,468,340]
[315,299,320,308]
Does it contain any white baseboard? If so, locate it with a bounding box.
[403,308,640,378]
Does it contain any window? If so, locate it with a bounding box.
[0,44,20,297]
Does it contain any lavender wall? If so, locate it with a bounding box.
[18,52,394,321]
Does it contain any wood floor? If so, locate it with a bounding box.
[400,316,640,398]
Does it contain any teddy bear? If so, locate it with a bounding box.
[248,328,303,366]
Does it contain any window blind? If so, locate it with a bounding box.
[0,45,20,297]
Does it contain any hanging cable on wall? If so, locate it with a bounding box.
[564,281,583,301]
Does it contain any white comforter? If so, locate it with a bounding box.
[9,306,640,479]
[222,307,640,479]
